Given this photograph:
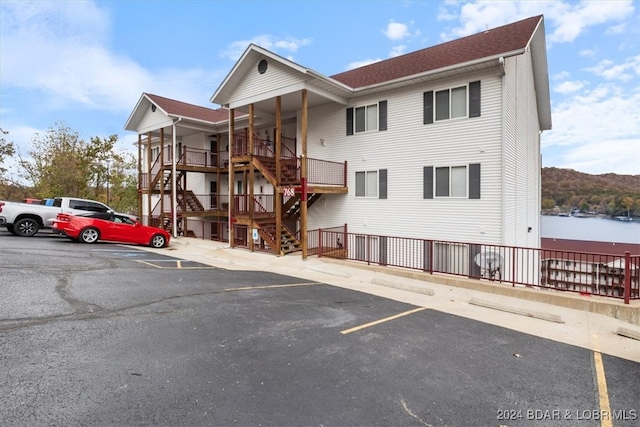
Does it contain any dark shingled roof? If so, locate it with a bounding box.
[330,15,542,89]
[145,93,231,122]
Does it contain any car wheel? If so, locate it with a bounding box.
[14,218,39,237]
[79,227,100,244]
[150,234,166,248]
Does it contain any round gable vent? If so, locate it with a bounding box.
[258,59,268,74]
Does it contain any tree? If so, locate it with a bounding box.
[0,128,16,177]
[17,121,138,212]
[541,197,555,211]
[0,128,19,199]
[621,196,634,218]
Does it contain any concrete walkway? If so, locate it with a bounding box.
[143,237,640,363]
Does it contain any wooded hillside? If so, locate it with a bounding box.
[541,167,640,215]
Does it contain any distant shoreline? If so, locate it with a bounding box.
[541,212,637,222]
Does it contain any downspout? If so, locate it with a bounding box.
[499,56,506,246]
[172,117,182,238]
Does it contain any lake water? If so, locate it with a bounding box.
[541,216,640,244]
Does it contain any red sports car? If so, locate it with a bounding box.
[52,212,170,248]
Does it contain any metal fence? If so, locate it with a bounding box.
[310,228,639,303]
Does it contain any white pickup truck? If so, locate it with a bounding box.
[0,197,129,237]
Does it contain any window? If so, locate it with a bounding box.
[346,100,387,135]
[424,81,480,124]
[150,147,159,162]
[424,164,481,199]
[355,169,387,198]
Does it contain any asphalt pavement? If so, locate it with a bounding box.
[148,236,640,364]
[1,232,639,426]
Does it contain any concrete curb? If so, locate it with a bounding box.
[469,298,564,323]
[371,278,435,296]
[616,327,640,341]
[306,265,352,278]
[318,257,640,326]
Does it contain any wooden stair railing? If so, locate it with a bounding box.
[253,156,278,187]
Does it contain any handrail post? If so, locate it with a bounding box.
[318,228,323,258]
[429,240,434,274]
[343,161,348,187]
[512,247,516,287]
[624,251,631,304]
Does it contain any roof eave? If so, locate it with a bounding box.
[528,18,552,130]
[124,92,167,132]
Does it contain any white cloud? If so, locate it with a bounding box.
[384,21,410,41]
[220,35,312,61]
[542,83,640,174]
[552,71,571,80]
[606,23,626,35]
[551,137,639,175]
[554,81,586,94]
[579,49,596,57]
[585,55,640,82]
[345,59,383,71]
[390,45,407,57]
[0,1,212,113]
[546,1,634,43]
[437,1,634,44]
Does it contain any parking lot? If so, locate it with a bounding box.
[1,230,639,426]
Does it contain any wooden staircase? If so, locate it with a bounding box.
[178,190,205,212]
[253,214,301,255]
[254,156,300,187]
[283,193,322,219]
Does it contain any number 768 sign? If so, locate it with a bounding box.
[283,187,296,197]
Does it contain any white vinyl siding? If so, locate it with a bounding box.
[229,58,304,104]
[305,69,503,244]
[502,51,541,249]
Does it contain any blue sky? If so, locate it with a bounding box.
[1,0,639,177]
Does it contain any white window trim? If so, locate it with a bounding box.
[434,83,469,122]
[354,103,379,133]
[434,165,468,198]
[355,170,379,198]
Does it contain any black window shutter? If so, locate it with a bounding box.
[423,91,433,124]
[469,163,481,199]
[379,169,387,199]
[346,108,354,135]
[469,81,481,118]
[378,100,387,131]
[423,166,433,199]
